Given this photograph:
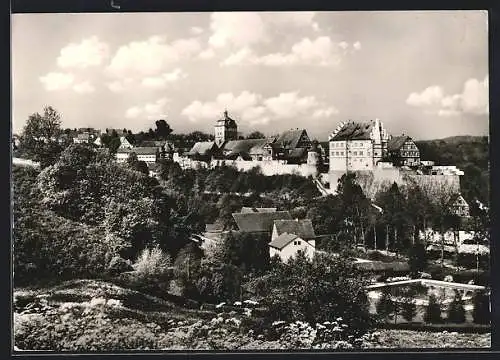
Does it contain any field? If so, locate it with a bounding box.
[13,279,490,351]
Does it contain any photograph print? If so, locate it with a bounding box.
[11,10,491,351]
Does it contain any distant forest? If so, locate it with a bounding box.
[416,136,489,206]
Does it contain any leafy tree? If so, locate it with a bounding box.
[246,131,266,139]
[127,152,139,168]
[376,286,394,321]
[264,252,373,335]
[447,290,466,323]
[401,292,417,323]
[155,119,173,140]
[408,242,428,276]
[19,106,63,167]
[173,243,203,298]
[221,231,270,274]
[101,133,121,154]
[424,294,443,323]
[472,291,490,324]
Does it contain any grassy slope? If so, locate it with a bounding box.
[13,279,490,351]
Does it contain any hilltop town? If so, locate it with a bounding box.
[12,106,490,350]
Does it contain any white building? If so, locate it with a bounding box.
[115,147,159,164]
[328,119,390,172]
[269,233,316,262]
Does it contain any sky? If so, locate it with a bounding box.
[11,11,489,141]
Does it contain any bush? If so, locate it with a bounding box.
[133,246,172,283]
[264,252,373,336]
[424,295,443,324]
[401,296,417,323]
[107,256,133,276]
[447,291,466,323]
[376,287,394,321]
[472,291,490,324]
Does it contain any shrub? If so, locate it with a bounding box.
[401,295,417,323]
[447,291,466,323]
[424,294,443,324]
[264,252,373,336]
[376,287,394,321]
[133,246,172,283]
[107,256,133,276]
[472,291,490,324]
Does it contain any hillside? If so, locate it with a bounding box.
[415,136,489,205]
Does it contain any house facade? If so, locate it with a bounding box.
[387,135,420,166]
[449,194,470,217]
[328,119,390,172]
[269,233,316,262]
[115,147,159,164]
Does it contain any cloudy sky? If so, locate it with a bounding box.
[12,11,488,140]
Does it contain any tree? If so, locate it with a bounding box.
[376,286,395,321]
[19,106,63,167]
[447,290,466,323]
[264,252,373,335]
[408,242,428,276]
[401,294,417,323]
[424,294,443,323]
[246,131,266,139]
[155,120,173,139]
[220,231,270,275]
[472,291,490,324]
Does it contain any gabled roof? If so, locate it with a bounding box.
[117,147,158,155]
[273,219,316,239]
[269,233,300,250]
[449,193,468,207]
[215,111,237,128]
[287,147,308,159]
[223,139,267,154]
[387,135,412,151]
[240,207,277,213]
[232,211,292,233]
[274,129,308,149]
[187,141,216,156]
[330,122,373,141]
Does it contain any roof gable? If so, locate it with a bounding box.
[275,129,309,149]
[187,141,216,156]
[232,211,292,233]
[117,147,158,155]
[273,219,316,239]
[269,233,299,249]
[387,136,411,151]
[330,122,373,141]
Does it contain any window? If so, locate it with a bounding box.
[359,151,363,156]
[353,151,357,156]
[340,151,344,156]
[335,151,339,156]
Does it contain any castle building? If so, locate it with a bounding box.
[387,135,420,167]
[328,119,389,172]
[214,110,238,147]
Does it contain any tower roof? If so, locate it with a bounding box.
[216,110,237,127]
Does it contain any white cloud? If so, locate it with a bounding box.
[264,92,319,118]
[353,41,362,50]
[223,36,350,67]
[406,85,444,107]
[39,72,74,91]
[182,91,338,124]
[199,48,215,59]
[338,41,349,50]
[190,26,204,35]
[57,36,109,69]
[208,12,267,48]
[107,36,200,77]
[407,76,488,116]
[312,107,339,118]
[141,68,188,89]
[125,98,169,120]
[221,48,254,66]
[107,78,134,92]
[72,81,95,94]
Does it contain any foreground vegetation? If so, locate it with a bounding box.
[14,279,490,351]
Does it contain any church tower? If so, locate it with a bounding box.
[214,110,238,148]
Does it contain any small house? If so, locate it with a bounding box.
[269,233,316,262]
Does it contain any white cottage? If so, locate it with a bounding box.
[269,232,316,262]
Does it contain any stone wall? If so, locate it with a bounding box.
[329,168,461,199]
